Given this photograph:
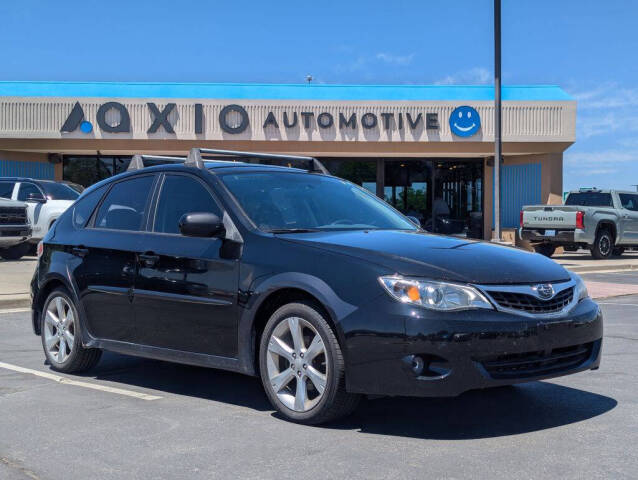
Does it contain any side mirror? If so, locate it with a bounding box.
[27,192,47,203]
[179,212,225,238]
[407,216,421,228]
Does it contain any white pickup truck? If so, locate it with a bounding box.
[0,178,80,248]
[520,189,638,259]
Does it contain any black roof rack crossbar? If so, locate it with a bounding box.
[127,154,205,172]
[188,148,329,174]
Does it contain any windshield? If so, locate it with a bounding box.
[565,192,612,207]
[40,182,80,201]
[220,172,416,232]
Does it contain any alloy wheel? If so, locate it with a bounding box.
[43,296,75,363]
[266,317,328,412]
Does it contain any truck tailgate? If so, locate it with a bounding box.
[522,206,579,229]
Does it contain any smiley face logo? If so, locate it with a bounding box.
[449,106,480,137]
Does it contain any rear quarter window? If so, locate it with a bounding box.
[70,185,108,230]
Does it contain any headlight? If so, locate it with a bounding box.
[571,272,589,301]
[379,276,494,311]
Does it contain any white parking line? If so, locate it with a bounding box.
[0,308,31,314]
[598,302,638,307]
[0,361,162,400]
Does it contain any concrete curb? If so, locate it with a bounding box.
[0,294,31,310]
[566,264,638,274]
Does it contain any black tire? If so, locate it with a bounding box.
[0,242,30,260]
[40,287,102,373]
[259,301,360,424]
[534,243,556,258]
[613,246,625,257]
[590,228,614,259]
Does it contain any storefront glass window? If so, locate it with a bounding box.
[322,158,376,194]
[63,156,132,187]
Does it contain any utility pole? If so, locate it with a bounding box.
[492,0,502,242]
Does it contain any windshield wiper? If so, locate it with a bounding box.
[267,228,321,234]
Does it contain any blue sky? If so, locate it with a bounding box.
[1,0,636,192]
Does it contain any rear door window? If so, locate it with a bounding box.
[0,181,15,199]
[94,176,155,231]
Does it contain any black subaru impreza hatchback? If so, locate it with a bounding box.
[31,149,602,424]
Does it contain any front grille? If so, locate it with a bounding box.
[479,342,594,380]
[0,206,28,225]
[488,287,574,314]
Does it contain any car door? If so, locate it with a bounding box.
[16,182,47,238]
[618,193,638,243]
[72,174,157,342]
[132,172,240,358]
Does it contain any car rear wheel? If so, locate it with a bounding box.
[0,242,30,260]
[41,288,102,373]
[590,229,613,259]
[259,301,360,424]
[534,243,556,258]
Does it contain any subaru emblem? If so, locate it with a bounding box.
[536,284,554,300]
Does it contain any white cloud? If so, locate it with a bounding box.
[564,150,638,167]
[375,52,415,66]
[434,67,491,85]
[577,111,638,139]
[572,83,638,110]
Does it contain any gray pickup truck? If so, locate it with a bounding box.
[519,189,638,259]
[0,197,32,260]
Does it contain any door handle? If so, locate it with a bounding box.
[71,246,89,257]
[139,252,160,267]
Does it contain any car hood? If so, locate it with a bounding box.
[279,230,571,285]
[0,199,27,208]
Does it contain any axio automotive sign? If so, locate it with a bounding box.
[60,101,482,137]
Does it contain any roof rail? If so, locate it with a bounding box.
[127,154,205,172]
[188,148,329,175]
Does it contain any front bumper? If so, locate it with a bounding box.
[342,295,602,398]
[0,224,32,246]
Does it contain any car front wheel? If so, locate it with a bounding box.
[259,301,360,424]
[41,288,102,373]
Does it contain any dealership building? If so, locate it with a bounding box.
[0,81,575,240]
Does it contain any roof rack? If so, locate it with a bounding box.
[127,154,204,172]
[188,148,329,174]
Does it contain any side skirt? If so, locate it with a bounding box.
[86,338,252,375]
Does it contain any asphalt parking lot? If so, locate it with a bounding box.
[0,292,636,479]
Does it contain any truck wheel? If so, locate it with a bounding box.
[0,242,31,260]
[590,229,613,259]
[613,247,625,257]
[534,244,556,258]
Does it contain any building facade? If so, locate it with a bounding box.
[0,82,576,240]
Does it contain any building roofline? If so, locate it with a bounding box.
[0,81,574,101]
